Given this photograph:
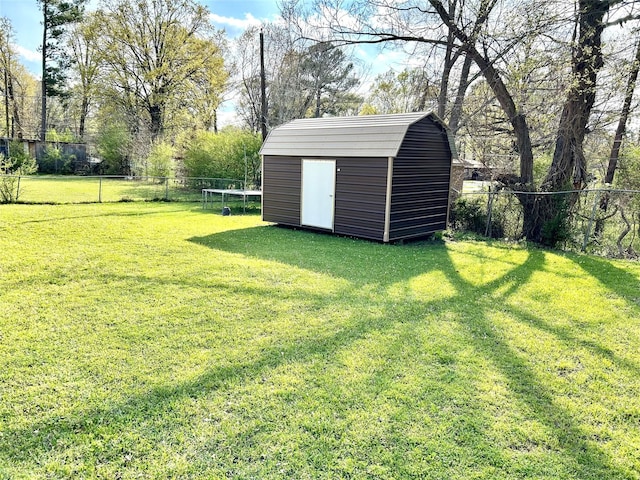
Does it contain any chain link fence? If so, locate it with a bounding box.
[451,183,640,258]
[0,175,253,205]
[4,175,639,258]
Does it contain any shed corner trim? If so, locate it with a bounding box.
[383,156,394,243]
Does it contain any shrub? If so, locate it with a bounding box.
[450,197,486,233]
[46,128,76,143]
[182,129,262,187]
[146,141,175,180]
[38,145,74,174]
[97,123,132,175]
[540,196,572,248]
[6,141,34,172]
[617,146,640,211]
[450,196,505,238]
[0,142,37,203]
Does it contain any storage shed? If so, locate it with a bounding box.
[259,112,456,242]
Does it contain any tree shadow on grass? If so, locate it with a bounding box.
[1,278,446,474]
[1,226,636,478]
[190,226,633,478]
[190,224,454,288]
[1,204,191,227]
[436,248,634,478]
[570,254,640,309]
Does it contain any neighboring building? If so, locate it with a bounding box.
[1,138,89,174]
[260,112,456,243]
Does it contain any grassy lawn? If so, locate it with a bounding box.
[1,202,639,479]
[7,175,255,205]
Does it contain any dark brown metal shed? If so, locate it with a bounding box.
[259,112,456,242]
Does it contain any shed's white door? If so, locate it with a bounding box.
[301,159,336,230]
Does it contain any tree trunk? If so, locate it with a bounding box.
[8,77,22,138]
[149,104,163,141]
[473,53,535,185]
[431,0,609,244]
[595,39,640,233]
[543,0,608,193]
[448,53,473,134]
[604,38,640,186]
[524,0,609,244]
[314,89,321,118]
[522,193,572,247]
[437,26,455,119]
[617,205,631,257]
[429,0,535,186]
[3,67,9,138]
[79,95,89,140]
[40,0,48,141]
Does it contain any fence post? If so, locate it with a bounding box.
[485,185,495,238]
[165,177,169,200]
[582,189,601,252]
[99,176,102,203]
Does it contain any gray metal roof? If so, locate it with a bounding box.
[260,112,457,159]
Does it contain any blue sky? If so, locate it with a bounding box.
[0,0,404,125]
[0,0,403,81]
[0,0,282,75]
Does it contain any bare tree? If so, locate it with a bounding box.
[604,34,640,187]
[364,68,438,114]
[233,26,361,131]
[232,24,300,131]
[283,0,634,244]
[66,13,102,140]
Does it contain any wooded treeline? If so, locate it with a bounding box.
[281,0,640,245]
[2,0,640,244]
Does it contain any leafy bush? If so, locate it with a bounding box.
[97,123,132,175]
[46,128,76,143]
[38,145,74,174]
[5,141,35,172]
[617,145,640,211]
[450,197,486,233]
[540,196,572,248]
[182,129,262,187]
[450,196,504,238]
[146,141,175,179]
[0,141,37,203]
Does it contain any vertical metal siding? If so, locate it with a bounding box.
[262,115,453,243]
[262,156,302,225]
[334,157,388,241]
[389,118,452,241]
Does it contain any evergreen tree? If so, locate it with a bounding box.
[38,0,86,140]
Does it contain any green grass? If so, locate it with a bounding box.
[6,175,257,205]
[1,202,639,479]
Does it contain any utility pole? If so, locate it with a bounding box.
[2,31,10,139]
[40,0,48,141]
[260,28,268,141]
[3,67,9,138]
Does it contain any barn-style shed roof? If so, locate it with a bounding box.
[260,112,457,159]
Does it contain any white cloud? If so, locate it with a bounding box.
[209,12,262,30]
[374,51,405,64]
[296,5,364,41]
[13,44,40,63]
[217,109,242,128]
